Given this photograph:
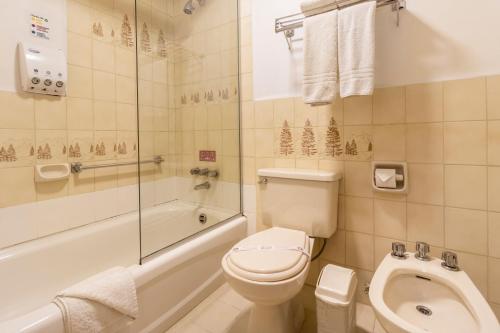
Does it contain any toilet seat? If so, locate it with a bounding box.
[225,227,310,282]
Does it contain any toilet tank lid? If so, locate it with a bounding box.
[257,168,342,182]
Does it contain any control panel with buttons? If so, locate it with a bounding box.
[18,43,67,96]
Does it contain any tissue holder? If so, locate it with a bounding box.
[372,162,407,193]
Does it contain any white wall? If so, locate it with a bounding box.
[252,0,500,100]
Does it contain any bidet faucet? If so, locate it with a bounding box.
[415,241,431,261]
[391,242,406,259]
[441,251,460,271]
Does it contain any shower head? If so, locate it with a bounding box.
[183,0,206,15]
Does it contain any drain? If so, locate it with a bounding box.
[198,213,208,224]
[416,305,432,316]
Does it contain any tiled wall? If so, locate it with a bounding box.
[239,0,500,317]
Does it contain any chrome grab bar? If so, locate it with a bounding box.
[71,155,164,174]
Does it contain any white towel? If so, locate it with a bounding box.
[303,9,338,105]
[301,0,337,17]
[338,1,376,98]
[53,267,139,333]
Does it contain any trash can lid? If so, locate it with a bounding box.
[315,264,357,304]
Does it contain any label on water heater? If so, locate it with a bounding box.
[31,13,50,40]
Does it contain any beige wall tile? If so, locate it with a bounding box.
[488,257,500,303]
[92,40,115,72]
[254,129,274,157]
[273,98,294,128]
[254,100,274,128]
[0,129,36,168]
[317,100,343,127]
[406,82,443,123]
[242,129,255,157]
[488,212,500,258]
[343,95,372,125]
[374,199,406,239]
[346,231,374,270]
[345,196,373,234]
[406,123,443,163]
[444,77,486,121]
[94,101,116,130]
[0,91,35,129]
[407,164,444,205]
[445,207,487,255]
[68,32,92,68]
[295,159,318,169]
[116,76,137,105]
[487,75,500,119]
[36,180,68,201]
[67,65,93,99]
[457,252,488,297]
[242,157,256,185]
[34,96,67,130]
[321,230,346,264]
[93,71,116,102]
[115,48,136,78]
[444,121,487,164]
[117,103,137,131]
[445,165,487,210]
[67,0,92,36]
[373,125,406,161]
[67,98,93,130]
[373,87,405,124]
[344,161,373,197]
[407,203,444,247]
[488,167,500,212]
[0,167,36,207]
[488,121,500,165]
[35,130,68,164]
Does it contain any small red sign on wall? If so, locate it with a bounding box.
[199,150,216,162]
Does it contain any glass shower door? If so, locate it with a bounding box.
[136,0,241,258]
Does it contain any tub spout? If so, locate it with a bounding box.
[194,181,210,190]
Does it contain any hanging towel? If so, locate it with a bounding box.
[300,0,337,17]
[53,267,139,333]
[303,9,338,105]
[338,1,376,98]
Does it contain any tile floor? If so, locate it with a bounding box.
[165,283,387,333]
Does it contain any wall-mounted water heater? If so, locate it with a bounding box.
[0,0,67,94]
[18,43,67,96]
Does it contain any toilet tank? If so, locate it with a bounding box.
[257,168,342,238]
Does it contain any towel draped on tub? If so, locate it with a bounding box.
[53,267,139,333]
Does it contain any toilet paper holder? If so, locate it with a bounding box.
[372,161,408,193]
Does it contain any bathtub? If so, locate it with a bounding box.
[0,201,246,332]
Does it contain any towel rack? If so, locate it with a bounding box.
[275,0,406,50]
[71,155,164,174]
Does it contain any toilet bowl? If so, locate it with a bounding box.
[222,227,313,333]
[221,168,342,333]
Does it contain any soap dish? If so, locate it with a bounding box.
[34,163,70,183]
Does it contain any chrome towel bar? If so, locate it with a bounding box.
[71,155,164,174]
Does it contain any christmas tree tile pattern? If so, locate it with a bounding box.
[280,120,294,156]
[325,117,343,157]
[301,119,317,157]
[157,29,167,58]
[141,22,151,53]
[121,14,134,47]
[344,126,373,161]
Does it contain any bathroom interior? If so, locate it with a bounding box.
[1,0,500,332]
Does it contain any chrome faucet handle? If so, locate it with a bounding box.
[190,167,200,175]
[391,242,406,259]
[415,241,431,261]
[441,251,460,271]
[207,170,219,178]
[198,168,209,176]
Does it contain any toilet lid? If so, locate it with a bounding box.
[225,227,310,282]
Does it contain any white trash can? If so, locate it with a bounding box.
[315,264,357,333]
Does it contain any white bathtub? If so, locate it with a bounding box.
[0,202,246,332]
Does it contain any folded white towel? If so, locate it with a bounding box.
[301,0,337,17]
[53,267,139,333]
[338,1,376,98]
[303,9,338,105]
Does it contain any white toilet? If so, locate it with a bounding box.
[221,168,341,333]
